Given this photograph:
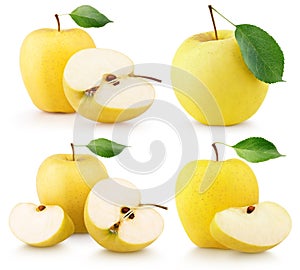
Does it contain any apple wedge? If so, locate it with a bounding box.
[84,178,165,252]
[9,203,74,247]
[210,201,292,253]
[63,48,156,123]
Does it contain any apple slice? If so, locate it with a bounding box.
[210,201,292,253]
[63,48,156,123]
[9,203,75,247]
[84,178,165,252]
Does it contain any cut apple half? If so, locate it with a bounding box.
[210,201,292,253]
[9,203,74,247]
[63,48,158,123]
[84,178,166,252]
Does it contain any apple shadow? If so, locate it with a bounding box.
[179,246,279,269]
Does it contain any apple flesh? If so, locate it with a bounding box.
[9,203,74,247]
[36,154,108,233]
[172,30,269,126]
[20,28,96,113]
[175,159,259,248]
[210,202,292,253]
[63,48,155,123]
[84,178,164,252]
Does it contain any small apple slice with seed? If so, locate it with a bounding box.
[9,203,74,247]
[84,178,166,252]
[210,201,292,253]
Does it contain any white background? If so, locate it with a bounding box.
[1,0,299,269]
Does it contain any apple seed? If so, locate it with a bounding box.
[121,207,130,214]
[247,205,255,214]
[36,205,46,212]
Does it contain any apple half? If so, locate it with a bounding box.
[9,203,74,247]
[210,201,292,253]
[63,48,156,123]
[84,178,165,252]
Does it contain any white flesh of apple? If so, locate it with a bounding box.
[94,77,155,109]
[63,48,155,111]
[64,48,134,91]
[9,203,69,245]
[87,178,164,244]
[213,202,292,247]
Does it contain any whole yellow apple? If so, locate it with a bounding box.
[172,30,269,126]
[175,158,259,248]
[36,154,108,233]
[20,26,95,113]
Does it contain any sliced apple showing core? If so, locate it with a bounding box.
[9,203,74,247]
[84,178,165,252]
[63,48,158,123]
[210,201,292,253]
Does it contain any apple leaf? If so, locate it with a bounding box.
[86,138,128,158]
[70,5,112,28]
[231,137,285,163]
[235,24,284,83]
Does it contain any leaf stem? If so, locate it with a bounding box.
[55,14,61,32]
[208,5,218,40]
[210,6,236,27]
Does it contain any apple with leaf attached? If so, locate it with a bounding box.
[172,5,284,126]
[36,138,128,233]
[20,5,112,113]
[176,137,292,252]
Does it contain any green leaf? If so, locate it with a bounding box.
[87,138,128,158]
[231,137,285,163]
[235,24,284,83]
[70,5,112,28]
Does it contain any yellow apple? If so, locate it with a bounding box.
[172,30,268,126]
[175,158,259,248]
[20,27,95,113]
[36,154,108,233]
[9,203,74,247]
[210,202,292,253]
[63,48,156,123]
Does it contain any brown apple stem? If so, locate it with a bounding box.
[208,5,218,40]
[129,74,162,83]
[139,203,168,210]
[71,143,75,161]
[55,14,61,32]
[212,142,219,161]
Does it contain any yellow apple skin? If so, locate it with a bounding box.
[36,154,108,233]
[172,30,268,126]
[175,159,259,248]
[20,28,95,113]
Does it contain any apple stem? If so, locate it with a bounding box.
[211,142,219,161]
[71,143,75,161]
[139,203,168,210]
[55,14,61,32]
[129,74,162,83]
[208,5,218,40]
